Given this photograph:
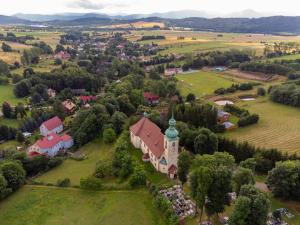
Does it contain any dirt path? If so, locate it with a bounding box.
[255,182,270,192]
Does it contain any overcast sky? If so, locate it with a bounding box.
[1,0,300,16]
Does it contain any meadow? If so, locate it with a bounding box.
[0,185,166,225]
[36,138,114,186]
[176,71,239,97]
[0,85,25,105]
[225,97,300,154]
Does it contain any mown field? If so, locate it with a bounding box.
[36,139,114,186]
[176,71,239,97]
[0,186,166,225]
[225,97,300,154]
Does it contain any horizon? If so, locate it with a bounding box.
[1,0,300,17]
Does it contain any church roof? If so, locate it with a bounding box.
[130,117,165,158]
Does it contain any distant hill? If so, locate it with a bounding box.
[0,15,31,24]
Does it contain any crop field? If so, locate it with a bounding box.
[36,139,114,186]
[267,53,300,61]
[0,185,166,225]
[0,85,25,105]
[127,30,300,56]
[101,21,165,29]
[176,71,240,97]
[225,97,300,154]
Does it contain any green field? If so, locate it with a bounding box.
[0,185,166,225]
[177,71,236,97]
[225,97,300,154]
[36,139,114,186]
[0,85,25,105]
[267,53,300,61]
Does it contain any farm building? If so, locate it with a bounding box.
[40,116,63,137]
[130,114,179,179]
[28,133,74,157]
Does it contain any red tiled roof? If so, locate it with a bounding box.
[42,116,62,131]
[36,133,62,149]
[168,164,177,174]
[62,100,76,111]
[28,151,43,158]
[80,96,97,104]
[144,92,159,101]
[61,134,72,142]
[130,117,165,158]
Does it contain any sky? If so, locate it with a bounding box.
[1,0,300,16]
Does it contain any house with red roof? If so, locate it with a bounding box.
[144,92,160,105]
[62,100,76,114]
[40,116,63,137]
[80,96,97,105]
[53,51,71,60]
[130,114,179,179]
[28,133,74,157]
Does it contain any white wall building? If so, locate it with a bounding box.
[40,116,63,137]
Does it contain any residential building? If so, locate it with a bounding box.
[62,100,76,114]
[40,116,63,137]
[130,114,179,179]
[144,92,160,105]
[217,110,230,123]
[28,133,74,157]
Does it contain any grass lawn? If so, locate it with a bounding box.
[0,85,25,106]
[225,97,300,154]
[36,138,114,186]
[0,185,167,225]
[0,118,21,128]
[177,71,237,97]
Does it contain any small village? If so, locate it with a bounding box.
[0,10,299,225]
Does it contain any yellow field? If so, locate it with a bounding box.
[100,21,165,29]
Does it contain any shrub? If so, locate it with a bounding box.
[103,128,117,144]
[94,160,113,178]
[47,157,63,168]
[257,87,266,96]
[238,114,259,127]
[129,166,147,187]
[57,178,70,187]
[80,176,102,191]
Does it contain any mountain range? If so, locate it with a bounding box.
[13,9,277,22]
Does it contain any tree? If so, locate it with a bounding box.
[53,100,66,120]
[229,185,269,225]
[103,128,117,144]
[149,69,161,80]
[0,174,12,200]
[186,93,196,103]
[2,102,13,118]
[129,165,147,187]
[257,87,266,96]
[178,151,192,185]
[16,131,25,143]
[54,58,62,65]
[205,167,232,217]
[14,79,32,98]
[2,42,12,52]
[0,59,10,75]
[15,103,27,118]
[0,161,26,191]
[111,111,127,134]
[194,128,218,155]
[190,167,213,222]
[267,160,300,200]
[240,158,256,172]
[232,168,255,195]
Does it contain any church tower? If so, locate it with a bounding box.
[164,114,179,178]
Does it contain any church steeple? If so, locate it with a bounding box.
[165,113,179,140]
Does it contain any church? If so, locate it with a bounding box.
[130,114,179,179]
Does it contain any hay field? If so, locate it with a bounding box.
[225,97,300,154]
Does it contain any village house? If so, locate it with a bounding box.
[144,92,160,105]
[217,110,230,123]
[47,88,56,98]
[130,114,179,179]
[40,116,63,136]
[80,96,97,105]
[28,132,74,157]
[164,68,183,77]
[62,100,76,114]
[53,51,71,60]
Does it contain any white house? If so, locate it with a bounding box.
[130,114,179,179]
[28,133,74,157]
[40,116,63,137]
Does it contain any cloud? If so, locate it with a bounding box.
[68,0,126,10]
